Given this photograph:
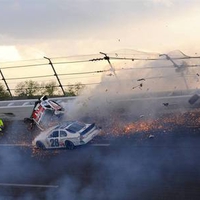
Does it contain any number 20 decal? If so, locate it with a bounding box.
[50,139,59,147]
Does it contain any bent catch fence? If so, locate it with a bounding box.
[0,49,200,99]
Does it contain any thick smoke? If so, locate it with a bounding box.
[1,128,200,200]
[64,50,200,128]
[43,129,200,200]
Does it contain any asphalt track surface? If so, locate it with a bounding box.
[1,120,200,200]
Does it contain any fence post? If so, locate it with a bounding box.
[159,54,189,90]
[0,69,12,98]
[44,56,65,96]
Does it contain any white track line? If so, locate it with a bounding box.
[0,183,58,188]
[0,143,111,147]
[90,143,110,147]
[0,144,30,147]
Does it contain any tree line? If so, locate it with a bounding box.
[0,80,85,100]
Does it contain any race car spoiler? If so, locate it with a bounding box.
[81,123,96,135]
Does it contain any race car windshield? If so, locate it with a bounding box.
[66,122,85,133]
[60,121,74,129]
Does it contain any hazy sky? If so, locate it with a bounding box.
[0,0,200,61]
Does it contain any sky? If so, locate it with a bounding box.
[0,0,200,62]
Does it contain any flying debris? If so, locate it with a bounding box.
[132,86,137,90]
[137,78,145,82]
[149,134,155,139]
[132,82,144,90]
[163,103,169,107]
[188,94,200,105]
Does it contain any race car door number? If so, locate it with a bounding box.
[50,139,59,147]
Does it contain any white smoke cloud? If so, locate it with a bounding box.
[63,49,200,128]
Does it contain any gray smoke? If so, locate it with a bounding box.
[64,50,199,128]
[42,130,200,200]
[1,50,200,199]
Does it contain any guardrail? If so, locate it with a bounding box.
[0,96,76,107]
[0,96,76,120]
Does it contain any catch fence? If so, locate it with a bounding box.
[0,49,200,99]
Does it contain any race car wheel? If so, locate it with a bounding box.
[65,141,75,150]
[24,118,36,131]
[36,141,46,150]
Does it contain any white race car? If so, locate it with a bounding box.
[32,121,101,150]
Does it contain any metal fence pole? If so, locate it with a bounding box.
[0,69,12,97]
[159,54,189,90]
[44,56,65,96]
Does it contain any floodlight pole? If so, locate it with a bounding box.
[44,56,65,96]
[0,69,12,98]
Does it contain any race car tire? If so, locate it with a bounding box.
[65,141,75,150]
[36,141,46,150]
[24,118,36,131]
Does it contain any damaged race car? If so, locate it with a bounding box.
[32,121,101,150]
[24,95,65,131]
